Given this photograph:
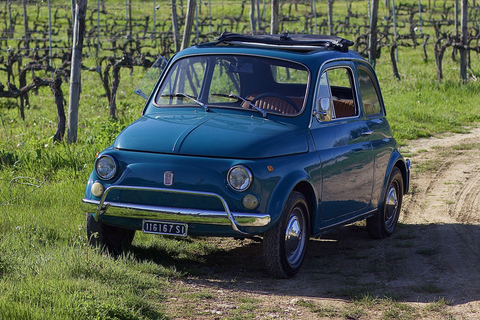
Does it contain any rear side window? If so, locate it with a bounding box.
[358,69,382,116]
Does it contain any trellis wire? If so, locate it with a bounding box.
[0,0,478,66]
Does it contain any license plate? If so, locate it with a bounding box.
[142,220,188,237]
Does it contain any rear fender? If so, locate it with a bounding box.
[379,151,410,207]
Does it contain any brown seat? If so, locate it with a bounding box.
[242,94,304,115]
[333,99,356,118]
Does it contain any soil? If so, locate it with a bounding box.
[166,127,480,319]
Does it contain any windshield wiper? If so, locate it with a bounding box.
[212,93,267,118]
[161,93,209,111]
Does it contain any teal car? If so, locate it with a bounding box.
[82,32,410,278]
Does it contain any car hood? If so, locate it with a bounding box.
[113,112,309,159]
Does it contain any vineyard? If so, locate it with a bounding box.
[0,0,479,142]
[2,2,480,318]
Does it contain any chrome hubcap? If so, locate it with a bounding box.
[284,207,306,267]
[385,184,398,229]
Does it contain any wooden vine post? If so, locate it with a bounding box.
[181,0,196,50]
[249,0,256,35]
[22,0,29,54]
[67,0,88,143]
[171,0,180,51]
[460,0,468,82]
[327,0,334,35]
[271,0,279,34]
[368,0,379,67]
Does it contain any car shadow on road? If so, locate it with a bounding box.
[130,222,480,305]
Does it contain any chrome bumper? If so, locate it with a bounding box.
[81,185,270,235]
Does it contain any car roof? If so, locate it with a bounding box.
[213,32,354,52]
[175,32,365,68]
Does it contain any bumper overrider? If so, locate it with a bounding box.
[81,185,271,235]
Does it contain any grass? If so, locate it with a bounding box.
[1,0,479,319]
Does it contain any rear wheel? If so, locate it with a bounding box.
[86,213,135,255]
[263,191,310,278]
[367,167,403,239]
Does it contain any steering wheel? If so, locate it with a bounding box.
[251,92,301,112]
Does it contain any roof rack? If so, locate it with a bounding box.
[214,32,354,52]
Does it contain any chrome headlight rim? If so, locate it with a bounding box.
[95,154,117,181]
[227,165,253,192]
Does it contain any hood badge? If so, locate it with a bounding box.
[164,171,174,186]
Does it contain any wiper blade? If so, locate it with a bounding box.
[213,93,266,118]
[161,93,209,111]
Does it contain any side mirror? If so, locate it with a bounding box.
[314,97,333,122]
[134,56,168,100]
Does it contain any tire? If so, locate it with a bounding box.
[367,167,403,239]
[263,191,310,278]
[86,213,135,255]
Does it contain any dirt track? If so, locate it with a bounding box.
[166,127,480,319]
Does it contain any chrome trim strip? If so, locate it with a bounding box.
[82,186,271,235]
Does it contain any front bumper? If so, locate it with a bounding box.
[81,185,271,235]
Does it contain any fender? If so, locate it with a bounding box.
[378,150,410,208]
[264,169,318,232]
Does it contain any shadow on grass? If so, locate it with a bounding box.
[128,222,480,305]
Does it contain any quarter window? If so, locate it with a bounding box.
[358,69,382,116]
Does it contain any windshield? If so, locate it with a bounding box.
[150,55,309,116]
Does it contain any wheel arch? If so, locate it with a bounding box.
[266,170,318,232]
[395,158,411,194]
[292,181,316,234]
[378,151,410,208]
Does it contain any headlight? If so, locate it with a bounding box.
[228,165,253,191]
[95,155,117,180]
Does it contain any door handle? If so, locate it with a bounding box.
[361,130,373,136]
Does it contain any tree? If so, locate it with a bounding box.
[67,0,87,143]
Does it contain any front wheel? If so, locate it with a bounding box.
[367,167,404,239]
[263,191,310,278]
[86,213,135,255]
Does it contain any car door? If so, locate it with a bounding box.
[310,64,374,221]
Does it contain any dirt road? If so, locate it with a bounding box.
[167,127,480,319]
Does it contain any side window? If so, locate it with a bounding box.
[327,68,357,119]
[316,67,357,121]
[358,68,382,116]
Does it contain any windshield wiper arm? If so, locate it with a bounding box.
[161,93,209,111]
[214,93,266,118]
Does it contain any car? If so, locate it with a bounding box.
[82,32,411,278]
